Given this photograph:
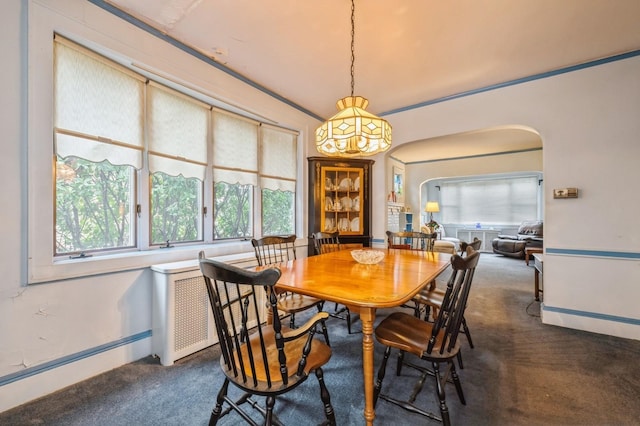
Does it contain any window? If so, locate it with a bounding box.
[51,35,298,257]
[440,176,539,225]
[53,36,144,255]
[147,83,208,245]
[150,173,203,244]
[261,189,295,235]
[213,182,253,239]
[260,125,298,236]
[55,157,136,254]
[212,110,259,239]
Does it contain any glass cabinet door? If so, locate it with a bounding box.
[308,156,374,254]
[320,167,363,235]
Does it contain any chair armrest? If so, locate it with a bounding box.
[518,235,543,242]
[497,234,518,240]
[282,311,330,341]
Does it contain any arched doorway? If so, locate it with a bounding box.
[385,125,543,238]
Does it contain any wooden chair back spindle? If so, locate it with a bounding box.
[386,230,437,251]
[250,236,330,343]
[198,251,336,425]
[373,247,481,425]
[311,231,341,255]
[427,248,480,355]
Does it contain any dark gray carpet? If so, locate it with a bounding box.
[2,253,639,425]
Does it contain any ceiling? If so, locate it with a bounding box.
[103,0,640,162]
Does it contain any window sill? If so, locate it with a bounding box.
[29,241,257,284]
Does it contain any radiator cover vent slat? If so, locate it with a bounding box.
[174,276,209,352]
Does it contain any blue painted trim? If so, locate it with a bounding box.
[0,330,152,387]
[87,0,323,122]
[88,0,640,123]
[380,50,640,117]
[393,147,542,166]
[546,248,640,260]
[543,305,640,327]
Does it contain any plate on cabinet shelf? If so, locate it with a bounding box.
[351,217,360,232]
[338,218,350,232]
[325,197,333,211]
[354,176,360,191]
[353,195,360,211]
[324,218,334,232]
[325,177,333,190]
[339,177,352,191]
[340,196,353,210]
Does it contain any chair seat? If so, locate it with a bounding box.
[441,237,461,251]
[233,326,332,386]
[414,286,445,305]
[373,250,480,426]
[433,240,456,254]
[252,235,330,345]
[375,312,459,360]
[276,292,324,314]
[199,252,336,425]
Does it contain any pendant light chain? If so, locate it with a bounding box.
[314,0,392,157]
[350,0,355,97]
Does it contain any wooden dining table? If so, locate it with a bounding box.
[261,247,451,425]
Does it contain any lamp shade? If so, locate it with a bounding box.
[425,201,440,213]
[314,0,392,157]
[316,96,392,157]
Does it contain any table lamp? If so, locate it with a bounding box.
[425,201,440,222]
[425,201,440,230]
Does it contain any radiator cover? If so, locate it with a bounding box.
[151,255,260,366]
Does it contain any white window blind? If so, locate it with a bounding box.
[147,82,209,180]
[212,109,259,186]
[441,176,538,225]
[53,35,144,169]
[260,124,298,192]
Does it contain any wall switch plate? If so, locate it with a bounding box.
[553,188,578,198]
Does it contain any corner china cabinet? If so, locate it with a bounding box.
[307,157,374,254]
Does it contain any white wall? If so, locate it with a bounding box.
[0,0,319,411]
[1,0,638,413]
[374,53,640,343]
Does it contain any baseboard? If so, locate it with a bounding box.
[541,304,640,341]
[0,331,152,413]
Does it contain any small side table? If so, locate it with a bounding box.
[525,247,543,265]
[533,253,543,301]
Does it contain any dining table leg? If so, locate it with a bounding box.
[360,307,376,425]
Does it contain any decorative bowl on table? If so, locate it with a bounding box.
[351,249,385,265]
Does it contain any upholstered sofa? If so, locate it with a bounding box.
[491,221,543,259]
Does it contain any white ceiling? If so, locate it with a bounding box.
[103,0,640,162]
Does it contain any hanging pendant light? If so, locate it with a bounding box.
[315,0,392,157]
